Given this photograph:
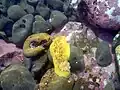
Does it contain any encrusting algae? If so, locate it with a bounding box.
[50,36,71,77]
[23,33,52,57]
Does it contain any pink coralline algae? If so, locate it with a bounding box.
[51,22,116,89]
[0,40,23,71]
[78,0,120,30]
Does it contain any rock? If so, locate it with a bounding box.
[35,15,45,22]
[32,15,52,33]
[23,4,35,14]
[12,14,34,47]
[23,56,32,71]
[27,0,39,6]
[0,39,23,72]
[112,75,120,90]
[0,64,36,90]
[51,22,99,52]
[46,0,64,11]
[69,0,81,9]
[0,3,7,14]
[36,2,50,19]
[3,19,14,37]
[104,82,115,90]
[47,49,53,63]
[0,15,13,30]
[0,31,7,40]
[7,5,27,21]
[98,32,114,43]
[68,15,77,21]
[95,41,112,67]
[48,45,85,73]
[39,69,74,90]
[31,53,48,77]
[19,0,35,14]
[2,0,20,8]
[69,45,85,73]
[63,4,73,17]
[49,10,67,29]
[78,0,120,30]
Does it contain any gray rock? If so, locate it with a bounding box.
[68,15,77,21]
[46,0,64,11]
[32,15,52,33]
[27,0,39,6]
[34,15,45,22]
[23,56,32,71]
[0,64,36,90]
[12,14,33,47]
[104,82,115,90]
[7,5,27,21]
[23,4,35,14]
[19,0,28,7]
[1,0,20,8]
[36,2,50,19]
[0,4,7,14]
[39,69,74,90]
[95,41,112,67]
[69,45,85,73]
[0,15,13,30]
[31,53,48,76]
[19,0,34,14]
[49,10,67,29]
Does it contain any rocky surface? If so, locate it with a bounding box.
[0,39,23,72]
[0,64,36,90]
[32,15,52,33]
[49,10,67,29]
[51,22,99,51]
[0,0,118,90]
[36,2,50,19]
[78,0,120,30]
[46,0,64,11]
[39,68,74,90]
[12,14,34,47]
[69,45,85,73]
[7,5,27,21]
[96,41,112,67]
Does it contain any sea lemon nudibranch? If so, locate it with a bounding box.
[50,36,70,77]
[23,33,52,57]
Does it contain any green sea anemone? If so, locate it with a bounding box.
[23,33,52,57]
[50,36,70,77]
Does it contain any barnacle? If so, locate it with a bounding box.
[50,36,70,77]
[23,33,52,57]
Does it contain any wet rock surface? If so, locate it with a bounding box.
[0,0,118,90]
[32,15,52,33]
[69,45,85,73]
[12,14,33,47]
[36,2,50,19]
[78,0,120,30]
[95,41,112,67]
[0,15,13,30]
[39,69,74,90]
[49,10,67,29]
[7,5,27,21]
[46,0,64,11]
[0,64,36,90]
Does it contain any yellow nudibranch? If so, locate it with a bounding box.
[50,36,70,77]
[23,33,52,57]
